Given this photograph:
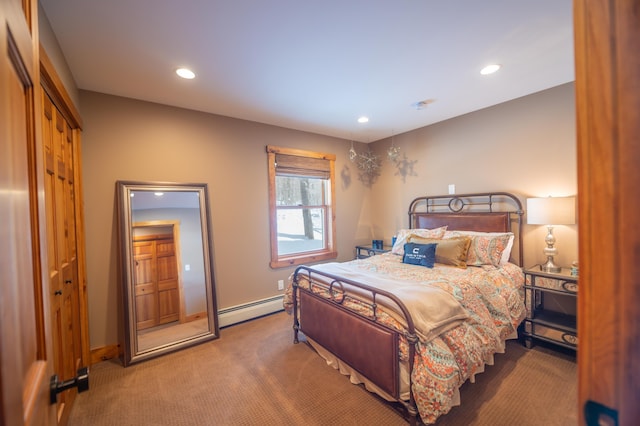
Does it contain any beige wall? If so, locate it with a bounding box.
[81,83,577,350]
[38,3,81,108]
[368,83,578,269]
[80,90,370,349]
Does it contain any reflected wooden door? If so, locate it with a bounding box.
[0,0,56,424]
[133,240,157,329]
[134,233,180,330]
[156,237,180,324]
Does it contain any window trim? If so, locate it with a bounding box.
[266,145,337,268]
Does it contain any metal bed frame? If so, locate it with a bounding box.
[292,192,524,425]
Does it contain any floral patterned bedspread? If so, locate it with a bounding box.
[283,253,525,424]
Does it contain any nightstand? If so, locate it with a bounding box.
[355,245,391,259]
[522,265,578,350]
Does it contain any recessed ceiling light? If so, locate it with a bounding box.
[176,68,196,79]
[357,116,369,124]
[480,64,501,75]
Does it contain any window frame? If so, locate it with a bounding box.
[266,145,337,268]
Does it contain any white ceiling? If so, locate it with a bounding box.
[39,0,574,143]
[131,190,200,211]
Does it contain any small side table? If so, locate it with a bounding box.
[355,245,391,259]
[522,265,578,350]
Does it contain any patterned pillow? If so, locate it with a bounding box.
[402,243,437,268]
[391,226,448,255]
[408,236,472,268]
[444,230,513,267]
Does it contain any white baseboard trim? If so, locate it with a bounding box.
[218,295,285,328]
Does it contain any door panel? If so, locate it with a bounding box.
[41,88,83,424]
[133,235,181,329]
[1,0,56,424]
[157,246,179,324]
[574,0,640,424]
[134,242,157,329]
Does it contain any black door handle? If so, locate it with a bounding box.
[50,367,89,404]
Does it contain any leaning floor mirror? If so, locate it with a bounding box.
[116,181,219,366]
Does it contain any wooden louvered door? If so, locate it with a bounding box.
[41,92,83,424]
[134,233,180,330]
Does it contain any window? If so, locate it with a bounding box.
[267,145,337,268]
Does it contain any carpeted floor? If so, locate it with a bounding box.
[69,311,577,425]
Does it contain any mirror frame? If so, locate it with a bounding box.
[116,181,219,366]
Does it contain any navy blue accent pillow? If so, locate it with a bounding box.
[402,243,437,268]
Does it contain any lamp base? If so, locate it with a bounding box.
[540,258,561,274]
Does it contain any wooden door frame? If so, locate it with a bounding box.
[133,220,186,323]
[574,0,640,424]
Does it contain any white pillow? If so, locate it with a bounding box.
[501,234,515,265]
[391,227,448,255]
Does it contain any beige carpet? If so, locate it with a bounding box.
[69,311,577,425]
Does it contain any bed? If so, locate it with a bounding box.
[283,192,526,425]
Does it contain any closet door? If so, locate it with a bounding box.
[42,92,83,424]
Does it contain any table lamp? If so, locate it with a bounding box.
[526,196,576,273]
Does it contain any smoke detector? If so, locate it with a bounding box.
[411,99,435,110]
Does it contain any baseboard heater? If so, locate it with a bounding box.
[218,295,284,328]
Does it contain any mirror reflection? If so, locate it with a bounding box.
[117,181,219,366]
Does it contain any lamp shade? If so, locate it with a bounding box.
[526,196,576,225]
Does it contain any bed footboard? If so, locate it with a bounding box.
[299,291,400,397]
[292,266,420,424]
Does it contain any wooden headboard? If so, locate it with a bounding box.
[408,192,524,266]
